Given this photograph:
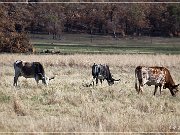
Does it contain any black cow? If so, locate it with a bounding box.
[92,63,120,86]
[13,60,54,86]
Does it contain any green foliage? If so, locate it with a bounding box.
[0,91,10,103]
[168,4,180,22]
[166,4,180,36]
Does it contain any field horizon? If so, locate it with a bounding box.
[0,53,180,133]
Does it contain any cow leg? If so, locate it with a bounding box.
[135,79,141,93]
[36,80,39,85]
[92,80,94,88]
[135,82,139,93]
[96,78,98,86]
[14,76,18,86]
[14,74,20,86]
[138,84,141,94]
[91,78,95,87]
[137,78,143,94]
[135,83,141,94]
[35,75,40,85]
[159,85,162,95]
[139,84,143,94]
[154,85,158,96]
[100,79,102,85]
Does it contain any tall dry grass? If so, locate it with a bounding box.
[0,54,180,133]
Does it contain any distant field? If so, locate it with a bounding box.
[0,54,180,132]
[30,34,180,54]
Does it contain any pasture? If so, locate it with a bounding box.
[0,54,180,133]
[31,34,180,54]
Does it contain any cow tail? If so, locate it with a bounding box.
[135,68,138,92]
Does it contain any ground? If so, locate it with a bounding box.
[0,54,180,133]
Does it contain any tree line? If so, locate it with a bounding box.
[0,2,179,52]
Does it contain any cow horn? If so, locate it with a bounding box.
[49,76,55,80]
[114,79,121,81]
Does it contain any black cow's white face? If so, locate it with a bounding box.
[42,76,55,85]
[15,60,23,68]
[42,76,49,85]
[15,60,22,64]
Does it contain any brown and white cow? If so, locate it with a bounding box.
[14,60,54,86]
[135,66,179,96]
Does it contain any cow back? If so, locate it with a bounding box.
[16,61,45,78]
[21,62,35,76]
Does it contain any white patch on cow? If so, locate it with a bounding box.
[95,66,99,74]
[98,75,104,80]
[141,68,149,85]
[42,75,50,85]
[45,76,49,85]
[15,60,22,64]
[141,67,166,86]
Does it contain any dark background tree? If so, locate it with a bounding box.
[0,4,33,53]
[0,1,179,53]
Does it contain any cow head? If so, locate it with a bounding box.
[15,60,24,68]
[107,79,114,86]
[172,84,180,94]
[107,78,120,86]
[42,75,55,85]
[168,84,180,96]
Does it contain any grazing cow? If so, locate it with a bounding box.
[92,63,120,86]
[13,60,54,86]
[135,66,179,96]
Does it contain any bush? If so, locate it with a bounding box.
[0,32,33,53]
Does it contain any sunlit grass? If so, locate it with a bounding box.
[0,54,180,132]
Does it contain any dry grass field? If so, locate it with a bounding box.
[0,53,180,133]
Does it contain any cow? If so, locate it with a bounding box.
[135,66,179,96]
[92,63,120,86]
[13,60,54,86]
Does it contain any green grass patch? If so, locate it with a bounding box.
[0,92,10,103]
[30,34,180,54]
